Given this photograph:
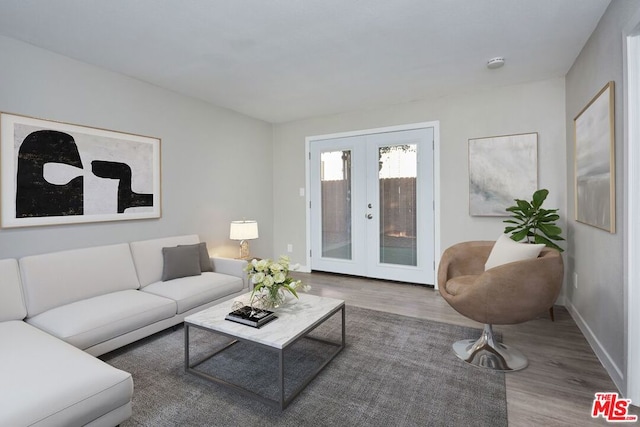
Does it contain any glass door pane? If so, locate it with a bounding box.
[321,150,352,259]
[378,144,417,266]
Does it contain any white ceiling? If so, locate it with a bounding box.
[0,1,610,123]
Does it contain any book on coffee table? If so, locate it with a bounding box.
[225,305,277,328]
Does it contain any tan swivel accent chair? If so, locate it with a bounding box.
[438,240,564,371]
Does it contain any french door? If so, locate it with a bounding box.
[309,126,435,285]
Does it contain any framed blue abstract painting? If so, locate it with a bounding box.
[468,132,538,216]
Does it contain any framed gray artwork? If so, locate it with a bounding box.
[1,112,161,228]
[574,81,615,233]
[468,132,538,216]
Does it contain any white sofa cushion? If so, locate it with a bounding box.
[485,234,545,270]
[26,290,177,350]
[130,234,200,287]
[0,259,26,321]
[0,321,133,427]
[142,272,244,314]
[19,243,141,317]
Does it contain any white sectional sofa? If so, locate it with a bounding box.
[0,234,248,426]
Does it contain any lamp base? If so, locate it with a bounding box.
[238,240,251,260]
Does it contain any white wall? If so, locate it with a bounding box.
[564,0,640,396]
[273,78,567,278]
[0,36,274,259]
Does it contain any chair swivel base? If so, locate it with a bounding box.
[453,324,528,372]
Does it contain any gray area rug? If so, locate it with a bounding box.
[101,306,507,427]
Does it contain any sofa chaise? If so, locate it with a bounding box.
[0,234,248,426]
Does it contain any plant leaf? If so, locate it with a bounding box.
[534,234,563,251]
[512,229,529,241]
[532,189,549,208]
[516,200,532,212]
[283,283,299,299]
[539,213,560,222]
[538,223,563,236]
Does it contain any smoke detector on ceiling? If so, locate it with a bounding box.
[487,57,505,69]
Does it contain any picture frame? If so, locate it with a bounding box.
[1,112,161,228]
[468,132,538,216]
[574,81,615,233]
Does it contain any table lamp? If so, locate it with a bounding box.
[229,220,259,259]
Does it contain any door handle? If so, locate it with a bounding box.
[366,214,373,219]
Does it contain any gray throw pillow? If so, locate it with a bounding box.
[178,242,214,272]
[161,245,202,281]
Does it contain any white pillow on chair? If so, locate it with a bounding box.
[485,234,545,270]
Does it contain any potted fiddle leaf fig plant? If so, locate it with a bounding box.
[503,188,564,252]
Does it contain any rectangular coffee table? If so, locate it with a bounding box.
[184,293,345,410]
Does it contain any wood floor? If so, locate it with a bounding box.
[293,271,638,426]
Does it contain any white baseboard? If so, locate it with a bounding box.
[297,264,311,273]
[566,300,625,394]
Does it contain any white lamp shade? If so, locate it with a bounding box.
[229,220,259,240]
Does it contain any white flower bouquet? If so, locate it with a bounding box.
[245,255,310,308]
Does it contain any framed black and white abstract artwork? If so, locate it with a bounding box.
[574,81,615,233]
[468,133,538,216]
[1,113,161,228]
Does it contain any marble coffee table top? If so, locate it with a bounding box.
[184,292,345,349]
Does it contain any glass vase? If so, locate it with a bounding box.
[252,287,287,310]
